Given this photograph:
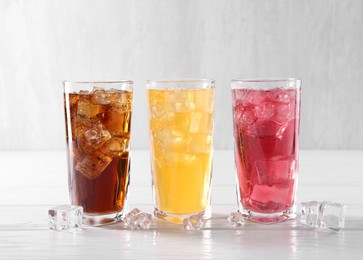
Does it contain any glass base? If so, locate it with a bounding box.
[154,207,211,224]
[240,207,296,224]
[82,209,126,226]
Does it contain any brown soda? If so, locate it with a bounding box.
[64,89,132,214]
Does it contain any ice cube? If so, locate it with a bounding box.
[228,211,245,227]
[77,94,101,118]
[255,159,295,185]
[268,90,291,103]
[234,103,257,125]
[162,152,196,166]
[48,205,83,232]
[91,87,111,105]
[273,103,294,125]
[174,91,195,112]
[154,129,189,152]
[100,137,129,156]
[125,208,152,230]
[110,91,132,114]
[255,101,274,120]
[318,201,346,232]
[76,122,112,151]
[189,112,213,134]
[188,133,213,154]
[300,201,346,232]
[250,183,293,205]
[246,90,266,105]
[103,110,131,137]
[300,201,320,228]
[75,151,112,179]
[183,214,204,231]
[125,208,142,224]
[68,93,79,107]
[189,112,202,133]
[194,89,214,113]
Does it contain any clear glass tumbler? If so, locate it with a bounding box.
[147,79,215,223]
[63,81,132,226]
[231,78,301,223]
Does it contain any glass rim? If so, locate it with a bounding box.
[146,78,215,90]
[231,78,301,84]
[63,80,133,84]
[146,78,215,84]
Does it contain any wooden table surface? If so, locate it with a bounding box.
[0,150,362,259]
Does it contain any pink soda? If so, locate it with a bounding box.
[231,79,301,223]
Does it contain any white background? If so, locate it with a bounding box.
[1,0,363,150]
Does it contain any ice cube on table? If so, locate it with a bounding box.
[48,205,83,232]
[125,208,141,224]
[183,214,204,231]
[300,201,320,228]
[318,201,346,232]
[125,208,152,230]
[228,212,245,227]
[300,201,346,232]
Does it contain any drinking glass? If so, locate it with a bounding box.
[63,81,132,226]
[231,78,301,223]
[147,79,215,223]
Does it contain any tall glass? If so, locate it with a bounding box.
[63,81,132,226]
[147,79,215,223]
[231,79,301,223]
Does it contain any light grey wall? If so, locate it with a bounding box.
[0,0,362,150]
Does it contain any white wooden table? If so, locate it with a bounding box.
[0,150,362,259]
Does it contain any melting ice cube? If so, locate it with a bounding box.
[300,201,346,232]
[300,201,320,227]
[228,211,245,227]
[125,208,152,230]
[318,201,346,232]
[183,214,205,231]
[48,205,83,232]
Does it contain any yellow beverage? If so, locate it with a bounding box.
[148,88,214,217]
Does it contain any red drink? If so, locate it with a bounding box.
[232,79,301,223]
